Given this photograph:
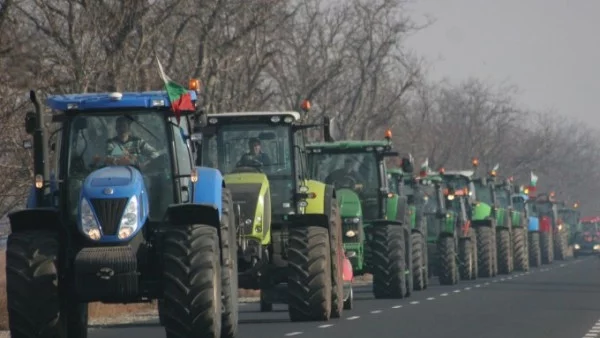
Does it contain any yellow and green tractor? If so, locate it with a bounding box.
[194,103,351,321]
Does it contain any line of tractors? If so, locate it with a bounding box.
[3,83,589,338]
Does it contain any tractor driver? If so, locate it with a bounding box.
[104,116,161,168]
[238,137,272,166]
[325,158,364,190]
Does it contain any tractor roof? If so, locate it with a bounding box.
[388,168,403,175]
[207,111,301,121]
[444,170,474,178]
[307,140,390,150]
[46,91,198,111]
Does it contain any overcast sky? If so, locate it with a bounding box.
[403,0,600,126]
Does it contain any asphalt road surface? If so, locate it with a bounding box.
[89,256,600,338]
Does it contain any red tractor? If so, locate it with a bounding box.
[531,191,569,263]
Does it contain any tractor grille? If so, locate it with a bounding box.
[426,214,440,237]
[343,222,361,243]
[91,198,128,236]
[233,192,259,235]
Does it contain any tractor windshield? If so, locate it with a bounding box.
[309,152,380,196]
[512,196,525,212]
[582,222,598,233]
[66,111,173,220]
[558,209,579,225]
[202,123,293,214]
[474,182,493,205]
[495,189,510,208]
[444,175,470,192]
[535,202,553,218]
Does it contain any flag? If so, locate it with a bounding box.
[530,171,538,186]
[156,57,195,124]
[492,163,499,171]
[421,158,429,172]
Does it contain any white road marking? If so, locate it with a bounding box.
[392,305,403,309]
[500,278,505,281]
[581,316,600,338]
[410,301,420,305]
[318,324,334,328]
[347,316,360,320]
[426,297,435,300]
[464,287,471,290]
[285,332,303,336]
[370,310,382,314]
[484,282,490,285]
[475,284,481,288]
[440,293,449,296]
[453,289,461,293]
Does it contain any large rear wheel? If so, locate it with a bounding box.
[372,225,408,298]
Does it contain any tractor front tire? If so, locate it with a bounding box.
[497,229,512,275]
[7,231,89,338]
[438,236,458,285]
[476,226,494,278]
[221,188,239,338]
[372,225,408,299]
[554,231,568,261]
[513,227,529,272]
[459,237,474,280]
[162,225,222,338]
[411,232,426,291]
[287,226,332,321]
[540,232,553,264]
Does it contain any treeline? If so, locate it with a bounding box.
[0,0,597,217]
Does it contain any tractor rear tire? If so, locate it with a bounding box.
[221,188,239,338]
[528,232,542,267]
[327,197,344,319]
[343,286,354,310]
[497,229,512,275]
[469,228,478,280]
[372,225,408,299]
[476,226,494,278]
[438,236,458,285]
[287,226,332,321]
[162,225,222,338]
[554,231,568,261]
[513,227,529,272]
[411,232,426,291]
[459,237,474,280]
[541,232,553,264]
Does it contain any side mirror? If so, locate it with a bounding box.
[323,116,340,142]
[50,143,56,152]
[345,251,357,258]
[25,112,36,134]
[190,132,202,142]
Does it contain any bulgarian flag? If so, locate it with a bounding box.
[530,171,538,187]
[419,158,429,177]
[156,57,195,124]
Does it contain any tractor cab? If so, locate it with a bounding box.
[306,133,405,222]
[574,216,600,256]
[534,193,559,233]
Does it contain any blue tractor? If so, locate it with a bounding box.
[6,89,238,338]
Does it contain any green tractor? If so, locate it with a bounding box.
[509,187,532,271]
[558,201,581,254]
[196,104,349,321]
[306,132,418,298]
[419,170,478,285]
[441,162,504,278]
[387,167,432,289]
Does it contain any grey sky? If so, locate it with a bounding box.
[404,0,600,126]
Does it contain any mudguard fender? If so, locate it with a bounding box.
[8,208,62,234]
[370,219,403,227]
[166,203,220,228]
[287,214,329,228]
[192,167,223,219]
[305,179,327,215]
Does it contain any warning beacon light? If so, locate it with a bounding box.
[472,157,479,167]
[188,78,201,93]
[385,129,392,140]
[438,167,445,174]
[300,99,311,112]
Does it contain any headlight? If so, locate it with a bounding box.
[558,224,563,231]
[80,199,101,240]
[447,195,455,201]
[346,230,356,237]
[118,196,139,239]
[574,244,581,249]
[594,244,600,251]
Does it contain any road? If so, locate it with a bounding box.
[89,256,600,338]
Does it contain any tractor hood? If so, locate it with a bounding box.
[471,202,492,221]
[336,188,362,218]
[528,216,539,232]
[224,173,267,233]
[83,166,144,199]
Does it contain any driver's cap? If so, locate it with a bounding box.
[249,137,261,146]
